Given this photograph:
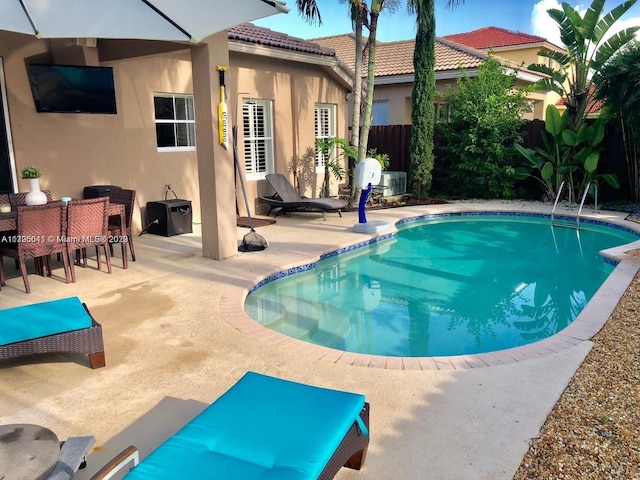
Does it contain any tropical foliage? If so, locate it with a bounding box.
[527,0,639,133]
[595,41,640,201]
[515,104,619,201]
[519,0,637,201]
[315,137,391,197]
[314,137,352,197]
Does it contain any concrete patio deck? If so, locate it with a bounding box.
[1,201,639,479]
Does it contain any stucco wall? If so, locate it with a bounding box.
[373,78,461,125]
[230,53,350,215]
[0,34,350,230]
[1,34,198,231]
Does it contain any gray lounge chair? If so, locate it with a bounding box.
[259,173,347,220]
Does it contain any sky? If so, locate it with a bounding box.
[254,0,640,44]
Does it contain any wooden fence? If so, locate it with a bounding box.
[366,120,629,201]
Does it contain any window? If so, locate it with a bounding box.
[315,103,336,170]
[243,99,274,180]
[154,94,196,151]
[435,103,450,123]
[371,100,389,126]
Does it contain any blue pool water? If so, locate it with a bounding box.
[245,214,639,357]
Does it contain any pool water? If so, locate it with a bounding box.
[245,215,638,357]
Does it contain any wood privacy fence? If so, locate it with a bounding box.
[367,121,629,201]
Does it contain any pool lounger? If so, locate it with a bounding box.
[91,371,370,479]
[0,296,105,369]
[259,173,347,221]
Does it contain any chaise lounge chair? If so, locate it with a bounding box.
[91,371,370,479]
[259,173,348,220]
[0,297,105,369]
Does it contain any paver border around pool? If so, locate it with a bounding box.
[220,208,640,370]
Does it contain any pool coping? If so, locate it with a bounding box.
[220,204,640,370]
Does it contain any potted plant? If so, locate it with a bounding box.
[21,166,47,205]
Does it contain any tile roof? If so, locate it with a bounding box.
[312,34,490,78]
[310,33,358,68]
[227,23,336,58]
[442,26,547,49]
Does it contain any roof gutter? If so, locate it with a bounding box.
[374,69,481,85]
[229,40,353,89]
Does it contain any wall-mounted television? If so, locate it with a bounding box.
[27,64,117,114]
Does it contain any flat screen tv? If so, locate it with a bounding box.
[27,64,117,114]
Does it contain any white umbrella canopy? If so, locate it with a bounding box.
[0,0,289,43]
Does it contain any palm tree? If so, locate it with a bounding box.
[406,0,465,198]
[294,0,322,25]
[343,0,368,154]
[358,0,399,164]
[335,0,399,206]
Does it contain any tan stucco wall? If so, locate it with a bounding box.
[1,34,198,232]
[372,73,555,124]
[229,53,350,215]
[486,45,564,119]
[373,79,458,125]
[0,34,350,232]
[491,45,542,68]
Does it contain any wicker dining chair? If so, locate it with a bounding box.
[66,197,112,283]
[0,203,70,293]
[108,188,136,265]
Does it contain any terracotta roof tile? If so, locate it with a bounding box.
[228,23,335,57]
[442,26,547,49]
[312,34,488,77]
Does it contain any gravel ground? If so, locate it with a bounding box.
[512,249,640,479]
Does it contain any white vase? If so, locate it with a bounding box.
[25,178,48,205]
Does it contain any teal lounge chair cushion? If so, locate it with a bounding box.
[125,371,367,479]
[0,297,92,346]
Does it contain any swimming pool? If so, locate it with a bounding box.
[244,213,639,357]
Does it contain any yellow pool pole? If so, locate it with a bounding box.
[216,66,229,149]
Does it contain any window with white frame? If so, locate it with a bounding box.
[154,94,196,150]
[371,100,389,126]
[314,103,336,170]
[242,99,274,180]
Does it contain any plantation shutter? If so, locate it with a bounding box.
[315,104,335,168]
[242,100,273,178]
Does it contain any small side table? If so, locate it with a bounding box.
[0,424,60,480]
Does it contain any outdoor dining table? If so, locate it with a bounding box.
[0,201,128,270]
[0,211,16,232]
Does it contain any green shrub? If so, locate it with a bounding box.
[438,55,528,199]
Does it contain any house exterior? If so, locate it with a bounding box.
[443,26,566,118]
[0,23,352,259]
[312,27,560,124]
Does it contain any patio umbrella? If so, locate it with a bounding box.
[0,0,289,43]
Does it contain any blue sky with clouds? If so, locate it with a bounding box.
[254,0,640,44]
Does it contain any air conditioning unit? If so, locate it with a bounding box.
[378,171,407,196]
